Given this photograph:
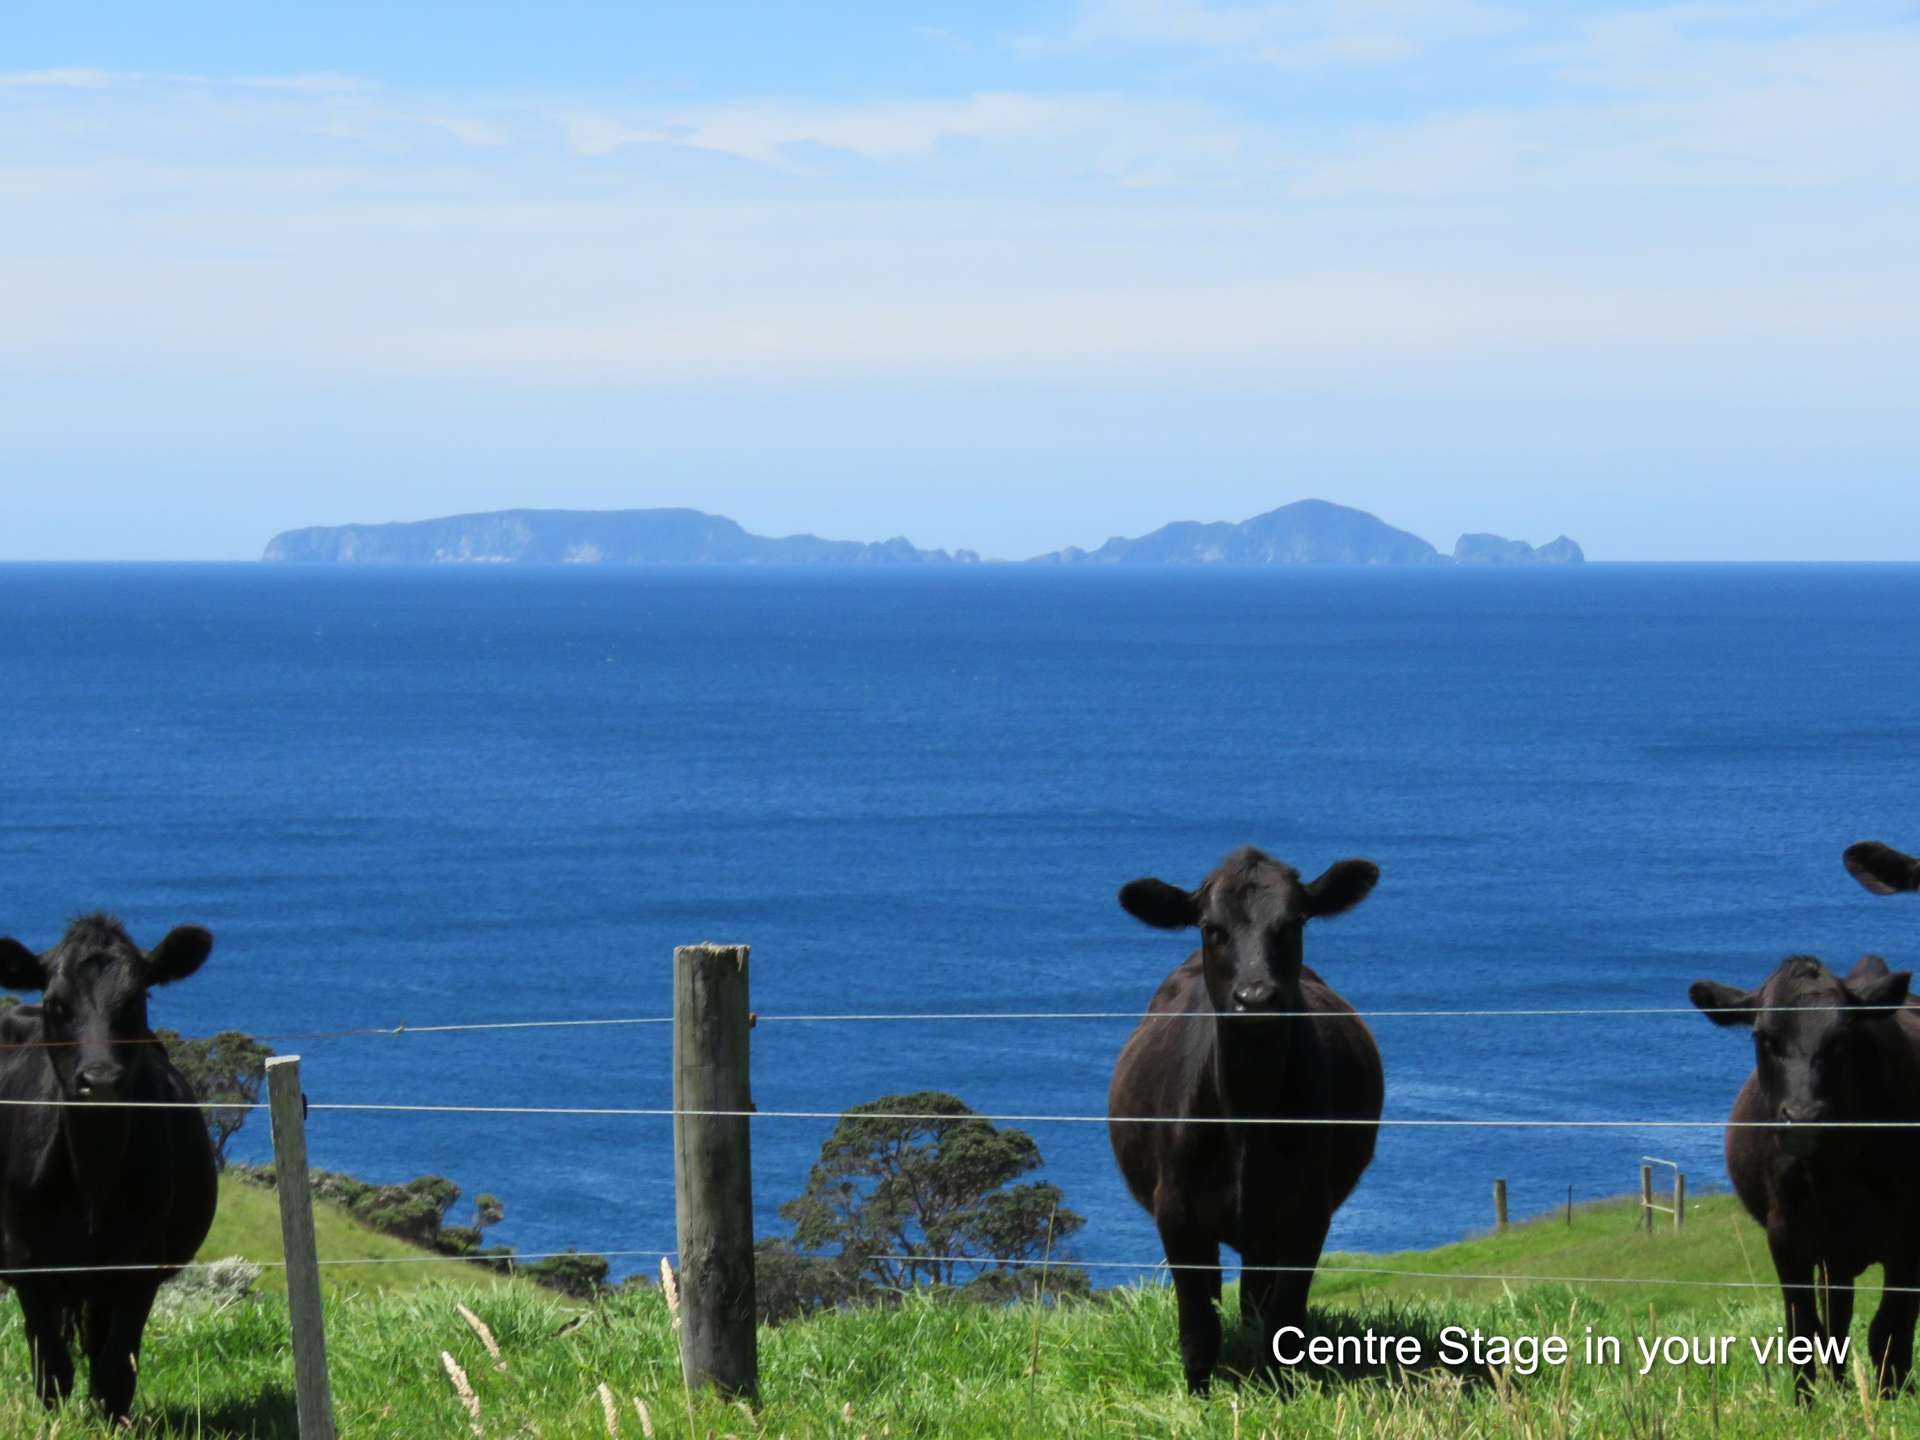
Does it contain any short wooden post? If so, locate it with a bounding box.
[1673,1171,1686,1231]
[1566,1183,1573,1228]
[673,944,758,1402]
[1493,1178,1508,1233]
[266,1056,336,1440]
[1639,1164,1654,1233]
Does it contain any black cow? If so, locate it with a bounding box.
[1108,846,1383,1394]
[1691,953,1920,1397]
[1846,841,1920,896]
[0,915,219,1420]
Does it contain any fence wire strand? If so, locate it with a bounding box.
[0,1095,1904,1131]
[1,1001,1908,1054]
[0,1248,677,1280]
[870,1254,1920,1296]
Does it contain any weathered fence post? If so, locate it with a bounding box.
[1493,1178,1508,1233]
[1673,1171,1686,1231]
[673,943,759,1402]
[265,1056,337,1440]
[1639,1164,1654,1233]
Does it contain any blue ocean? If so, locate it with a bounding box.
[2,563,1917,1281]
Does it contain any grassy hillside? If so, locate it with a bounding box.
[1313,1191,1809,1313]
[196,1174,548,1297]
[1,1191,1910,1437]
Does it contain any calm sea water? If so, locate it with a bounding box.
[2,563,1917,1281]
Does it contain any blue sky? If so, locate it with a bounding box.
[4,1,1918,560]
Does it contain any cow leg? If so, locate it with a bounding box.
[1769,1234,1825,1402]
[1821,1268,1856,1386]
[85,1279,160,1422]
[12,1281,75,1408]
[1867,1259,1920,1395]
[1155,1210,1222,1397]
[1255,1192,1334,1373]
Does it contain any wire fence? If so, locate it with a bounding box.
[0,996,1875,1311]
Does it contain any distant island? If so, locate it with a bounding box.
[1032,498,1442,565]
[263,508,980,566]
[263,500,1583,566]
[1453,533,1585,565]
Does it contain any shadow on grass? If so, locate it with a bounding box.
[143,1388,300,1438]
[1214,1303,1495,1394]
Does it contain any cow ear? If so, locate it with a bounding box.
[1690,980,1760,1027]
[1304,859,1379,920]
[1848,953,1892,984]
[144,926,213,987]
[1845,841,1920,895]
[1119,879,1199,930]
[1847,965,1911,1012]
[0,939,44,993]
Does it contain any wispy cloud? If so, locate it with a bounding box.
[0,68,113,89]
[1020,0,1517,66]
[2,4,1917,395]
[559,91,1259,184]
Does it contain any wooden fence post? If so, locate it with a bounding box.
[1493,1178,1508,1233]
[1639,1164,1653,1233]
[673,943,759,1402]
[266,1056,337,1440]
[1674,1171,1686,1231]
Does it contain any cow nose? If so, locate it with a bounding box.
[76,1063,125,1098]
[1231,983,1277,1011]
[1779,1103,1822,1125]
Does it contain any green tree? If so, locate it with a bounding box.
[521,1250,609,1299]
[763,1091,1085,1320]
[156,1028,273,1167]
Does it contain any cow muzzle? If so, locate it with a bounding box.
[75,1063,127,1102]
[1776,1104,1827,1157]
[1231,983,1279,1013]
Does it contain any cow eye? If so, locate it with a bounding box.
[42,997,68,1023]
[1202,924,1227,947]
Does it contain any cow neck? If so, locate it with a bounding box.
[1210,1007,1307,1118]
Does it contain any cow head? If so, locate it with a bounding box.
[1691,953,1910,1158]
[1119,846,1378,1014]
[1845,841,1920,896]
[0,915,212,1102]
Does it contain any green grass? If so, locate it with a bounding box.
[2,1190,1913,1437]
